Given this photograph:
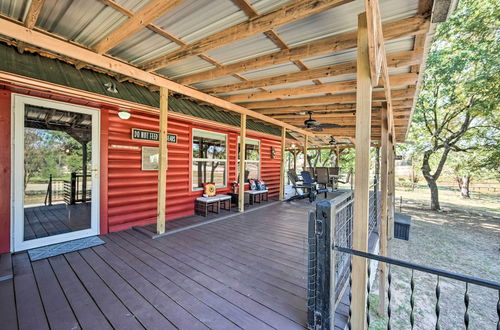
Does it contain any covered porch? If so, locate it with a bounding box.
[0,0,462,329]
[1,199,343,330]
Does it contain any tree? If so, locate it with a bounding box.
[408,0,500,210]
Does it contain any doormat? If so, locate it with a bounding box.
[28,236,105,261]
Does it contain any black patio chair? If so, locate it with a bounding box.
[287,170,317,203]
[301,170,328,201]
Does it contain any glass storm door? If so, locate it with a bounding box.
[12,94,100,251]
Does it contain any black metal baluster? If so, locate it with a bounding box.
[496,290,499,330]
[410,269,415,329]
[435,276,441,330]
[367,261,371,327]
[348,257,352,330]
[388,264,392,330]
[464,282,469,329]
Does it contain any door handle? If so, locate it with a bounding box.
[92,168,99,178]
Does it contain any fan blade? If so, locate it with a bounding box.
[319,123,341,128]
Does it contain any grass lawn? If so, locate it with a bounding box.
[368,186,499,329]
[395,185,500,217]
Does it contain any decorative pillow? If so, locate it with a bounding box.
[248,179,257,190]
[203,183,216,197]
[257,179,267,191]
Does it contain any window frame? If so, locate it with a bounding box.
[191,128,228,191]
[237,137,261,182]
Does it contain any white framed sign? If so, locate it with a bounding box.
[142,146,159,170]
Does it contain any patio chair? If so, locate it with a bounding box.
[316,167,332,190]
[286,170,316,202]
[301,170,328,201]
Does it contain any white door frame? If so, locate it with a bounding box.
[11,94,100,252]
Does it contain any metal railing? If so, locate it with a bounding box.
[334,246,500,330]
[307,189,381,329]
[64,172,91,204]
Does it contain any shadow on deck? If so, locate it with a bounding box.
[1,193,363,329]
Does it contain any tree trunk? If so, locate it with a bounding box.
[427,177,441,210]
[460,175,471,198]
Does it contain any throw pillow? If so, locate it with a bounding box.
[203,183,216,197]
[248,179,257,190]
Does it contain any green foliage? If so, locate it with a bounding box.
[406,0,500,207]
[24,129,87,187]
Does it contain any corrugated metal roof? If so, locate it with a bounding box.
[156,56,215,79]
[0,43,285,137]
[153,0,247,44]
[275,0,418,47]
[239,62,301,80]
[206,33,280,65]
[248,0,293,14]
[190,75,242,90]
[109,28,180,65]
[0,0,27,20]
[37,0,127,47]
[302,38,415,68]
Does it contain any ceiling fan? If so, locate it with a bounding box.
[301,111,340,131]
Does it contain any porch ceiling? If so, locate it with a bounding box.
[0,0,440,144]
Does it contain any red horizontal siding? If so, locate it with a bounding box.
[0,84,284,242]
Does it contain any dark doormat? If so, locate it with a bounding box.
[28,236,105,261]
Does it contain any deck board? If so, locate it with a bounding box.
[5,197,358,329]
[48,255,112,330]
[63,251,144,330]
[31,259,80,330]
[0,278,18,330]
[12,253,49,330]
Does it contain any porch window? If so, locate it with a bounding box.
[192,129,227,190]
[238,137,260,181]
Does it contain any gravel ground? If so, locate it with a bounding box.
[368,200,500,330]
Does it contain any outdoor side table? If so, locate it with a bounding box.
[195,196,220,217]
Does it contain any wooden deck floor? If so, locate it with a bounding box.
[1,198,350,330]
[24,203,91,240]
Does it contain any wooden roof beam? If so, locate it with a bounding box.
[175,15,429,85]
[204,51,421,94]
[94,0,185,54]
[241,88,415,109]
[24,0,45,29]
[222,73,417,102]
[0,17,313,137]
[141,0,352,71]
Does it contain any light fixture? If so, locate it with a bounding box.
[118,109,131,120]
[104,82,118,94]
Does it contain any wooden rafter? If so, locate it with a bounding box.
[141,0,352,72]
[254,99,414,114]
[222,73,417,102]
[175,16,429,85]
[240,88,415,109]
[24,0,45,29]
[94,0,185,54]
[204,51,422,94]
[0,17,313,136]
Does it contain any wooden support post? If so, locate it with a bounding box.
[279,127,286,201]
[387,138,395,239]
[156,87,168,234]
[377,103,389,315]
[351,12,372,330]
[293,150,297,171]
[303,135,308,169]
[238,114,247,212]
